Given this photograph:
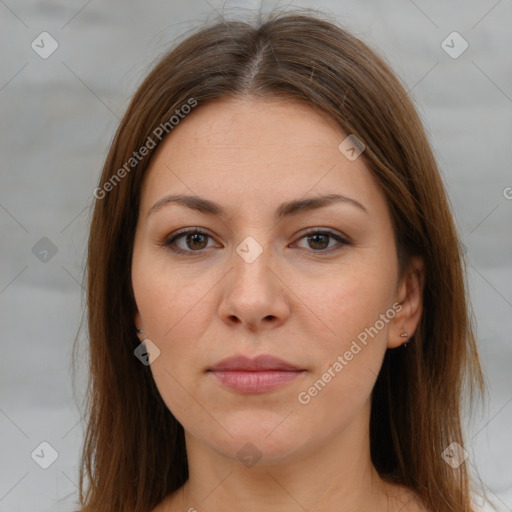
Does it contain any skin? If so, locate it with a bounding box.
[131,96,426,512]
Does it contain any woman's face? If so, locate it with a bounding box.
[131,96,420,465]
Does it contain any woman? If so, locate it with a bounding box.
[79,10,485,512]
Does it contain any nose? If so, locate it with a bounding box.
[218,240,291,332]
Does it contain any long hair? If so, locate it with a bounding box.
[78,10,485,512]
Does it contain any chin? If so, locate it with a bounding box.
[202,413,310,465]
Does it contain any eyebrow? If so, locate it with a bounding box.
[147,192,368,219]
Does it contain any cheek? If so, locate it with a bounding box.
[300,258,397,356]
[131,249,222,386]
[132,257,214,429]
[291,270,396,433]
[132,250,212,341]
[290,255,398,424]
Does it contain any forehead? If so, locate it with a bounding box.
[152,96,344,164]
[140,96,384,217]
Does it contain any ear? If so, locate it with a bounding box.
[387,256,425,349]
[134,309,145,342]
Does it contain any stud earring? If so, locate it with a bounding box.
[401,331,409,347]
[136,328,144,334]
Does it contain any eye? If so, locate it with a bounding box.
[162,227,351,256]
[163,228,218,255]
[293,228,351,253]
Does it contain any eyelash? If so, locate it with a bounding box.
[162,227,351,256]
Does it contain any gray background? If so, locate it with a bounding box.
[0,1,511,511]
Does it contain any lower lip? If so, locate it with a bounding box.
[208,370,305,393]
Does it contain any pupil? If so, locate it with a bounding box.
[310,234,328,250]
[189,233,206,249]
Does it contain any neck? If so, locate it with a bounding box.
[169,403,394,512]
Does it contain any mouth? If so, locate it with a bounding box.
[207,354,306,394]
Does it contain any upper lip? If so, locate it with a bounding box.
[208,355,303,372]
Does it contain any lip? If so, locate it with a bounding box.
[209,354,302,372]
[207,355,306,394]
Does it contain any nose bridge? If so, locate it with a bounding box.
[231,234,274,297]
[219,232,289,328]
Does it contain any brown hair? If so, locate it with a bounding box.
[78,9,485,512]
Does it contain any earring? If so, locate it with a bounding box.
[136,328,144,334]
[401,331,409,347]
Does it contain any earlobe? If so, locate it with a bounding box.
[134,310,144,340]
[388,256,425,349]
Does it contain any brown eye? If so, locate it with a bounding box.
[164,229,217,254]
[184,232,209,250]
[163,227,350,256]
[307,233,330,250]
[295,229,351,253]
